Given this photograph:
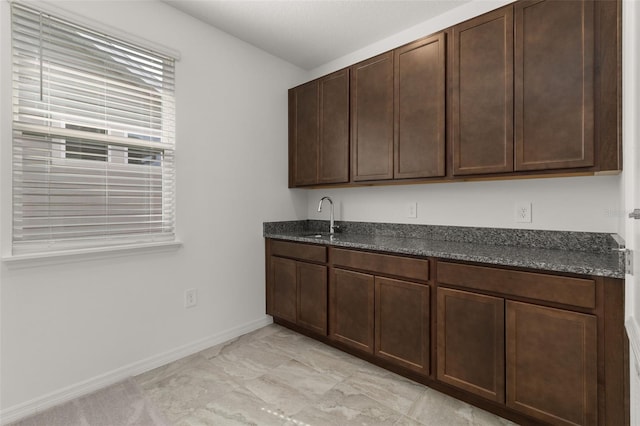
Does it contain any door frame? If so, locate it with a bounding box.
[623,0,640,424]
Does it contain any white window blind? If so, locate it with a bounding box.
[11,3,176,255]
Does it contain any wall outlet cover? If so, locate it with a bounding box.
[515,202,532,223]
[184,288,197,308]
[406,202,418,218]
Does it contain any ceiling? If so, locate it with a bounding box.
[163,0,471,70]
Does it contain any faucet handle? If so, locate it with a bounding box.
[331,224,341,233]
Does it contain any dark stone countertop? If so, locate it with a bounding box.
[264,220,625,279]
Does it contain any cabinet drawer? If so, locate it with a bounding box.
[270,240,327,263]
[437,262,595,309]
[331,248,429,282]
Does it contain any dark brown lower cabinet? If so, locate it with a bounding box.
[437,286,598,426]
[271,257,297,324]
[437,288,505,403]
[329,268,375,353]
[506,301,597,426]
[297,262,328,335]
[375,277,430,375]
[267,240,626,426]
[270,256,327,335]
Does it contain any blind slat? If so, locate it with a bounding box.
[12,3,177,255]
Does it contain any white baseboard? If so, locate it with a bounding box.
[0,315,273,425]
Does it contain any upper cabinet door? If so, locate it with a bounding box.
[289,81,319,186]
[451,6,514,176]
[319,70,350,184]
[515,0,595,171]
[351,52,394,182]
[394,34,446,179]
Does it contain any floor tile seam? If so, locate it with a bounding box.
[134,352,211,389]
[233,377,317,423]
[246,370,323,404]
[340,371,427,418]
[71,398,92,426]
[289,354,353,383]
[128,378,173,426]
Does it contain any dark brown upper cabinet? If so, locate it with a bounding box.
[289,81,318,186]
[351,52,394,181]
[451,6,514,175]
[515,0,594,171]
[394,34,446,179]
[289,0,620,186]
[453,0,596,175]
[289,69,349,187]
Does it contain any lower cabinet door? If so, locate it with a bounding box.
[506,301,597,426]
[437,287,505,403]
[297,262,328,335]
[375,277,430,375]
[271,256,297,324]
[329,268,375,353]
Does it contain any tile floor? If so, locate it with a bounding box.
[10,324,517,426]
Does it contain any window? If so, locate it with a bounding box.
[11,4,176,255]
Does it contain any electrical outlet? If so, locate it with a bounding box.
[514,202,532,223]
[184,288,197,308]
[406,202,418,218]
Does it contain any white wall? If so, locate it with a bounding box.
[305,0,622,235]
[307,176,621,233]
[0,0,307,420]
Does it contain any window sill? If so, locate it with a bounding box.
[2,240,183,268]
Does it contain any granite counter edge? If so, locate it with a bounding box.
[264,232,625,279]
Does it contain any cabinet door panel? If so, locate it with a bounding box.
[375,277,430,375]
[351,52,394,181]
[319,70,350,184]
[290,81,319,186]
[394,34,446,179]
[515,0,594,171]
[271,257,297,323]
[329,268,375,353]
[506,301,597,426]
[437,288,505,403]
[297,263,328,335]
[452,6,513,175]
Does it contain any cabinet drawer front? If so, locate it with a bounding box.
[270,240,327,263]
[331,248,429,282]
[437,262,595,309]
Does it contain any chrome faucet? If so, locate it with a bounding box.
[317,196,337,234]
